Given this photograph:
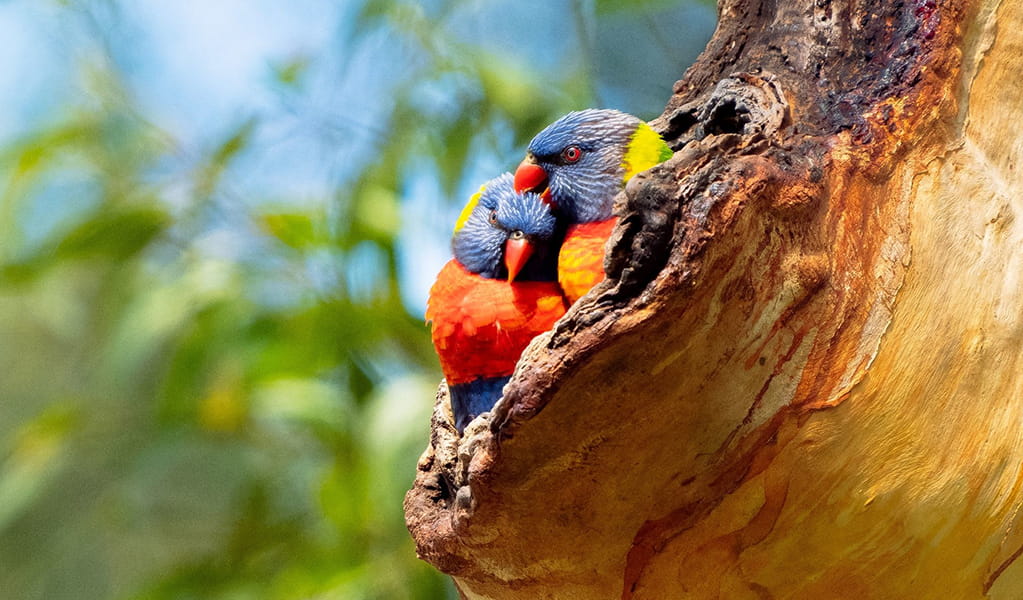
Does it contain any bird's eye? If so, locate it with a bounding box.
[509,230,525,240]
[561,146,582,163]
[489,210,498,224]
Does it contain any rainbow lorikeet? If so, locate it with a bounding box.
[427,173,568,433]
[513,109,673,303]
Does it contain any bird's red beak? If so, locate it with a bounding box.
[504,238,534,283]
[513,158,553,205]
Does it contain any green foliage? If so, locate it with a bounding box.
[0,1,713,598]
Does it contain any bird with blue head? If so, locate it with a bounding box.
[514,109,673,303]
[427,173,568,433]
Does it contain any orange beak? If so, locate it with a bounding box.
[504,238,534,283]
[513,158,553,205]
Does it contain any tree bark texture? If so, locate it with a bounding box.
[405,0,1023,597]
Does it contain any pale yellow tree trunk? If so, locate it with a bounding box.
[406,0,1023,597]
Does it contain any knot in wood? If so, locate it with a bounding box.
[698,72,788,139]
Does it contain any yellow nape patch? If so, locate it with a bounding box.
[622,122,673,182]
[453,183,488,234]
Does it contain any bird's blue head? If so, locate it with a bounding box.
[452,173,560,282]
[514,109,671,223]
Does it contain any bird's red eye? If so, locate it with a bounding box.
[489,210,498,224]
[561,146,582,163]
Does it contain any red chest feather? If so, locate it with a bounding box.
[559,217,617,304]
[427,261,568,385]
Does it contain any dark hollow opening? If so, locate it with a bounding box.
[704,99,751,135]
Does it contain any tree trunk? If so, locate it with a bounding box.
[405,0,1023,597]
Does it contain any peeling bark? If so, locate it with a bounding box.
[405,0,1023,597]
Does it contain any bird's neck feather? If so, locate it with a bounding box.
[621,122,673,182]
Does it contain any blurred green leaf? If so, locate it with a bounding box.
[195,117,258,200]
[260,211,320,249]
[271,55,311,87]
[354,184,401,239]
[251,377,350,432]
[0,120,95,175]
[0,205,170,285]
[476,53,544,122]
[435,114,476,196]
[0,405,79,532]
[54,205,169,259]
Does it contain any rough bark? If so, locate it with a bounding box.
[405,0,1023,597]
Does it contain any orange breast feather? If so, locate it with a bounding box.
[558,217,617,304]
[427,261,567,385]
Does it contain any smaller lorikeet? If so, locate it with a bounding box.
[427,173,568,433]
[513,109,673,303]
